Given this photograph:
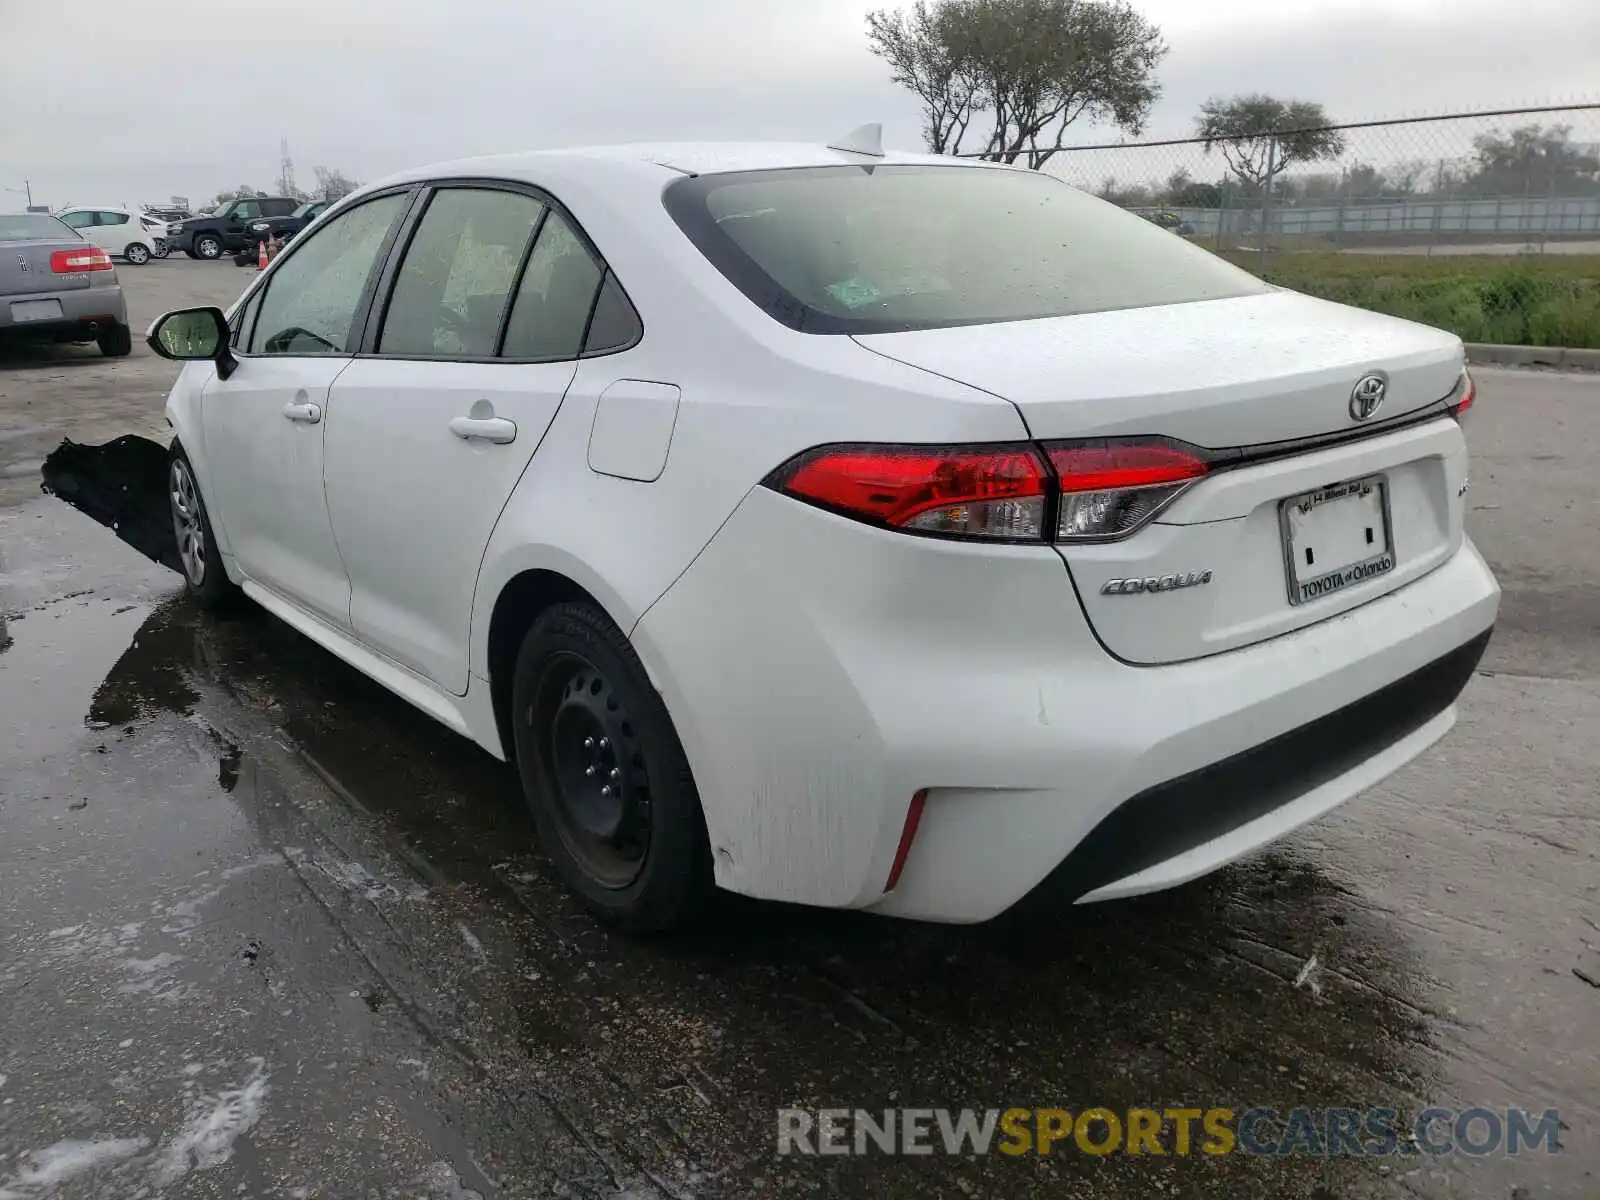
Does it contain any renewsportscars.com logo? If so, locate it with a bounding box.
[776,1106,1564,1158]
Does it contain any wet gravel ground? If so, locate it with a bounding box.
[0,263,1596,1199]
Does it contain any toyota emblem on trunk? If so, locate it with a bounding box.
[1350,374,1387,421]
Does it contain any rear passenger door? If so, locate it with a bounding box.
[322,182,634,694]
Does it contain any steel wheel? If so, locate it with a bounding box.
[530,650,653,889]
[169,458,207,587]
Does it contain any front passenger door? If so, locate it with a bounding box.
[200,191,411,628]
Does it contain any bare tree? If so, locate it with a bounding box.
[866,0,1167,168]
[1195,95,1345,194]
[312,166,360,202]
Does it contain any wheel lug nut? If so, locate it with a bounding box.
[610,767,620,780]
[583,737,595,749]
[585,766,595,777]
[600,785,611,798]
[598,737,609,749]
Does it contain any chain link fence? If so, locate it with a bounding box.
[1037,105,1600,346]
[1045,105,1600,260]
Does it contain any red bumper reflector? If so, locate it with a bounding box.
[884,789,928,893]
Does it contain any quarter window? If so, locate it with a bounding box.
[249,192,406,355]
[582,272,642,356]
[501,210,603,360]
[98,211,130,226]
[378,188,546,358]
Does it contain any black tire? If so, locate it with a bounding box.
[97,323,132,357]
[511,602,712,930]
[194,233,222,260]
[183,247,200,260]
[124,242,151,265]
[167,444,237,609]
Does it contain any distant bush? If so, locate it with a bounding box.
[1221,252,1600,348]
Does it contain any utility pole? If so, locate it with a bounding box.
[7,178,32,207]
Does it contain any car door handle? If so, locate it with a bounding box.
[449,415,517,444]
[282,401,322,423]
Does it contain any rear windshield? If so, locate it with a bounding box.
[0,213,77,242]
[663,164,1266,334]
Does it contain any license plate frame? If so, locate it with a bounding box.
[1279,474,1396,606]
[10,299,64,323]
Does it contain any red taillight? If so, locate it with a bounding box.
[1448,369,1476,421]
[767,443,1049,541]
[884,789,927,893]
[765,437,1212,543]
[1046,439,1210,541]
[50,247,114,273]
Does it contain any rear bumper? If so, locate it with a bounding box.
[1040,625,1489,904]
[633,486,1501,923]
[0,284,127,336]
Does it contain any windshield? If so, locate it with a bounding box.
[0,213,78,242]
[663,164,1267,334]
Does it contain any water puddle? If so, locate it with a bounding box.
[39,434,181,574]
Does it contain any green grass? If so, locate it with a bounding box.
[1219,252,1600,348]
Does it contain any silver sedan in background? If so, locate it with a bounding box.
[0,212,132,356]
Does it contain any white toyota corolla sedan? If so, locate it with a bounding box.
[147,132,1499,930]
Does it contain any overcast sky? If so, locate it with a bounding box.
[2,0,1596,210]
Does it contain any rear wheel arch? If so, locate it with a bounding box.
[487,569,613,762]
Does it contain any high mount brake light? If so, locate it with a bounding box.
[1447,369,1476,421]
[764,437,1211,543]
[1045,441,1209,541]
[50,248,114,273]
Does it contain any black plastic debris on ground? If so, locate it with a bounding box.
[41,435,183,575]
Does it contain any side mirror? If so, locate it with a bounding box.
[146,307,239,379]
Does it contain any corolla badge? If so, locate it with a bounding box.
[1349,374,1387,421]
[1101,570,1213,596]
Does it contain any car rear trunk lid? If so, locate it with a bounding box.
[0,240,93,298]
[854,289,1469,664]
[853,289,1464,446]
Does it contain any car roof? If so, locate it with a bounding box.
[366,140,1003,192]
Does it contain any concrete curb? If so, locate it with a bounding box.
[1466,343,1600,371]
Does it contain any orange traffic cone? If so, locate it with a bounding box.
[257,239,269,271]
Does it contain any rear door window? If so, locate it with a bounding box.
[500,211,603,360]
[377,187,546,358]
